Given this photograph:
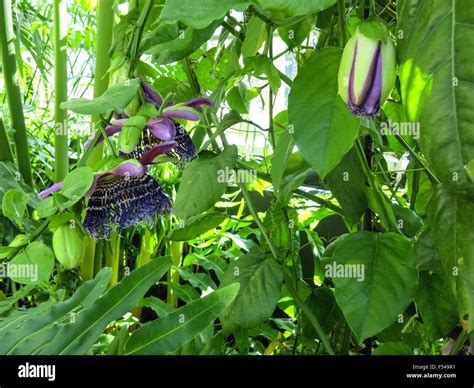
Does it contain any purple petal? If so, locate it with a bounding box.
[84,121,125,148]
[147,117,176,141]
[183,97,215,111]
[141,80,163,108]
[162,108,199,121]
[164,101,175,108]
[139,141,178,165]
[110,162,147,178]
[38,182,63,199]
[360,43,382,115]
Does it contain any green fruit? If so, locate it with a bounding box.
[52,225,88,269]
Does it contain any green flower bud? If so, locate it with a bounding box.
[52,225,88,269]
[338,20,396,116]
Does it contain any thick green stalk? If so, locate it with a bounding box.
[87,0,114,167]
[167,241,183,308]
[54,0,69,181]
[0,117,14,161]
[0,0,33,186]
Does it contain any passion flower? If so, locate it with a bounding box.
[337,21,396,117]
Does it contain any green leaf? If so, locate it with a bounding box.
[174,146,238,219]
[8,242,54,284]
[328,232,418,342]
[428,186,474,332]
[123,284,240,355]
[160,0,249,29]
[373,342,413,355]
[40,257,172,355]
[0,284,34,315]
[325,147,367,222]
[226,83,249,114]
[277,152,311,204]
[245,55,281,93]
[271,130,294,196]
[278,16,314,48]
[219,252,283,332]
[146,22,221,65]
[58,167,94,209]
[288,48,359,178]
[252,0,336,17]
[170,211,226,241]
[36,197,57,218]
[1,268,111,355]
[301,287,343,340]
[241,15,266,58]
[398,0,474,193]
[1,189,29,225]
[391,204,423,238]
[118,116,147,154]
[60,79,140,115]
[415,271,458,340]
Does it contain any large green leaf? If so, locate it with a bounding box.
[40,257,172,355]
[174,146,238,219]
[328,232,418,342]
[398,0,474,193]
[428,186,474,332]
[123,284,239,355]
[60,79,140,115]
[415,271,458,339]
[160,0,248,29]
[288,48,360,179]
[0,268,112,355]
[219,252,283,332]
[170,211,226,241]
[145,21,221,65]
[253,0,337,16]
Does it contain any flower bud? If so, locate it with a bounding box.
[53,225,88,269]
[338,21,396,116]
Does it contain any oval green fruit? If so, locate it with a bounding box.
[52,225,88,269]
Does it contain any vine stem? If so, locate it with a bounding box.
[0,0,33,186]
[355,138,398,232]
[53,0,69,181]
[0,117,14,161]
[449,330,468,355]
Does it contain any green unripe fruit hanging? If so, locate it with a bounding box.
[52,225,88,269]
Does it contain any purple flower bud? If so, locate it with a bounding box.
[338,23,396,117]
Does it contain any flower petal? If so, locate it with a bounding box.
[141,80,163,108]
[38,182,63,199]
[110,161,147,178]
[147,117,176,141]
[162,108,199,121]
[139,141,179,165]
[183,97,215,111]
[84,121,125,148]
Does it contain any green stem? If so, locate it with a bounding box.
[449,330,468,355]
[0,0,33,186]
[394,133,440,184]
[54,0,69,181]
[0,117,14,161]
[355,138,398,231]
[167,241,183,308]
[337,0,348,46]
[128,0,154,78]
[88,0,114,167]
